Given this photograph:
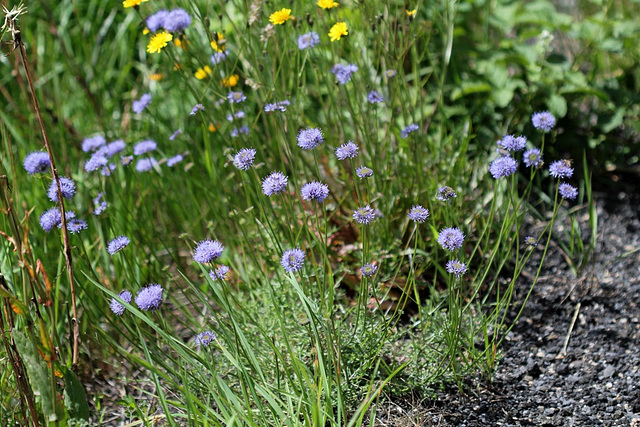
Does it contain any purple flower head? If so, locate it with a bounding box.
[559,183,578,200]
[84,152,109,172]
[301,181,330,203]
[169,129,182,141]
[108,236,130,255]
[233,148,257,170]
[121,155,134,166]
[163,8,191,32]
[226,111,245,121]
[525,236,538,248]
[532,111,556,133]
[497,135,527,152]
[167,154,184,167]
[489,156,518,178]
[407,205,429,223]
[39,208,61,232]
[134,140,157,156]
[297,127,324,150]
[209,265,230,281]
[335,141,358,160]
[67,218,87,234]
[135,284,164,311]
[105,140,126,157]
[353,205,376,224]
[281,248,305,273]
[211,51,228,65]
[230,126,250,138]
[135,157,158,172]
[361,263,377,277]
[385,69,397,78]
[436,186,457,202]
[331,63,358,85]
[438,227,465,252]
[93,193,108,215]
[100,163,116,177]
[227,91,246,103]
[356,166,373,178]
[146,10,168,32]
[195,331,216,347]
[193,239,224,264]
[298,31,320,50]
[549,160,573,179]
[190,103,204,115]
[262,172,288,196]
[265,100,290,112]
[47,177,76,202]
[367,91,384,104]
[523,148,543,168]
[401,123,419,138]
[110,290,132,316]
[23,152,51,174]
[82,135,106,153]
[446,259,468,277]
[132,93,151,114]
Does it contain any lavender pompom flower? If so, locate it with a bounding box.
[331,63,358,84]
[262,172,288,196]
[23,152,50,174]
[367,91,384,104]
[146,10,168,32]
[446,259,468,277]
[532,111,556,132]
[209,265,230,281]
[136,158,158,172]
[169,129,182,141]
[524,236,538,248]
[84,152,108,172]
[134,140,157,156]
[335,141,358,160]
[105,140,126,157]
[489,156,518,178]
[190,103,204,115]
[301,181,330,203]
[407,205,429,223]
[385,69,397,78]
[211,51,228,65]
[264,100,290,112]
[163,8,191,32]
[93,193,107,215]
[497,135,527,152]
[67,218,87,234]
[297,127,324,150]
[82,135,106,152]
[559,183,578,200]
[132,93,151,114]
[47,177,76,202]
[353,205,376,224]
[438,227,465,251]
[356,166,373,178]
[108,236,130,255]
[39,208,62,232]
[195,331,216,347]
[401,123,419,138]
[298,31,320,50]
[523,148,543,168]
[167,154,184,167]
[227,91,246,103]
[361,263,377,277]
[436,186,457,202]
[230,126,250,138]
[281,248,305,273]
[193,239,224,264]
[233,148,256,170]
[135,284,164,311]
[549,160,573,179]
[110,291,132,316]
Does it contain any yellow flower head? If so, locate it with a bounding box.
[211,33,226,52]
[123,0,147,8]
[147,31,173,54]
[143,28,150,35]
[269,8,292,25]
[150,73,163,81]
[329,22,348,42]
[208,123,217,132]
[406,9,417,17]
[222,74,240,87]
[318,0,339,9]
[195,66,212,80]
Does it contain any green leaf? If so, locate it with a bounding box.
[547,94,567,118]
[63,368,90,421]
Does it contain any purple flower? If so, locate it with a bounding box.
[356,166,373,178]
[93,193,108,215]
[135,284,164,311]
[331,63,358,85]
[301,181,330,203]
[297,31,320,50]
[82,135,106,152]
[227,91,246,103]
[84,152,109,172]
[489,156,518,178]
[385,69,397,78]
[297,127,324,150]
[190,103,205,115]
[39,208,63,232]
[47,177,76,202]
[134,140,157,156]
[23,152,50,174]
[532,111,556,132]
[435,186,456,202]
[549,160,573,179]
[195,331,216,347]
[67,218,87,234]
[523,148,543,168]
[446,260,468,277]
[559,183,578,200]
[335,141,358,160]
[524,236,538,248]
[146,10,168,32]
[163,8,191,32]
[169,129,182,141]
[135,157,158,172]
[438,227,465,252]
[132,93,152,114]
[230,126,250,138]
[233,148,257,170]
[407,205,429,223]
[264,100,290,112]
[211,51,228,65]
[262,172,288,196]
[193,239,224,264]
[167,154,184,167]
[281,248,305,273]
[353,205,376,224]
[121,155,134,166]
[100,163,116,177]
[361,263,377,277]
[105,140,126,157]
[110,291,132,316]
[209,265,230,281]
[401,123,419,138]
[367,91,384,104]
[108,236,130,255]
[226,111,245,121]
[497,135,527,152]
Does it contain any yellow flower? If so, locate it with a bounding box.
[208,123,217,132]
[123,0,147,8]
[195,66,212,80]
[406,9,417,17]
[222,74,239,87]
[147,31,173,54]
[174,37,189,49]
[150,73,163,81]
[318,0,339,9]
[211,33,226,52]
[143,28,150,35]
[269,8,292,25]
[328,22,348,42]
